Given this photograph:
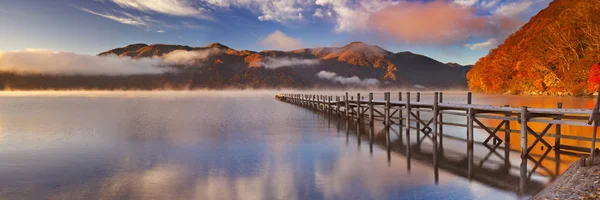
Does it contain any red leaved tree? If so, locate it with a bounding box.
[587,62,600,92]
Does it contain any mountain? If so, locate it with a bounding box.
[467,0,600,95]
[0,41,470,90]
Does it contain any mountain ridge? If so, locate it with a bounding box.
[97,41,469,89]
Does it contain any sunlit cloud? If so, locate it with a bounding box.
[110,0,207,17]
[260,30,303,50]
[493,1,534,17]
[453,0,478,7]
[465,38,498,50]
[81,8,149,27]
[205,0,307,22]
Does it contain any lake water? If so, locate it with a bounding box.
[0,91,596,199]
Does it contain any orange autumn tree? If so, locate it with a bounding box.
[588,62,600,92]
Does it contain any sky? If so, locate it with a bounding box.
[0,0,550,65]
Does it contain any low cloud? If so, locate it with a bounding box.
[465,38,498,50]
[316,70,380,86]
[162,48,223,65]
[260,30,303,50]
[0,49,168,75]
[262,57,319,69]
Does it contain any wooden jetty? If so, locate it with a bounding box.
[275,91,600,193]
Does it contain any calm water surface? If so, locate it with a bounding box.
[0,91,595,199]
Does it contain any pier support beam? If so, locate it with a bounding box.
[520,106,529,193]
[416,92,421,146]
[398,92,403,137]
[357,93,361,122]
[432,93,439,168]
[406,92,412,169]
[345,92,349,119]
[467,108,474,179]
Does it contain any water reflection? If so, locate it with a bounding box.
[0,91,585,199]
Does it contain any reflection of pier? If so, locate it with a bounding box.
[275,92,600,194]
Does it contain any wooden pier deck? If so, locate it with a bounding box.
[275,92,600,193]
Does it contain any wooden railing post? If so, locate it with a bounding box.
[520,106,529,193]
[432,92,439,166]
[399,92,403,135]
[357,93,361,122]
[385,92,391,150]
[555,102,562,177]
[439,92,444,148]
[406,92,412,161]
[336,96,340,116]
[555,102,562,151]
[345,92,349,119]
[467,107,474,179]
[369,93,374,125]
[467,92,472,104]
[416,92,421,140]
[504,105,511,173]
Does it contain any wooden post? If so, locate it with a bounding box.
[555,102,562,150]
[504,105,511,173]
[328,96,332,114]
[336,96,340,116]
[399,92,403,135]
[357,93,361,122]
[406,92,412,165]
[467,92,472,104]
[520,106,528,193]
[385,92,391,151]
[369,93,374,123]
[416,92,421,142]
[439,92,444,149]
[467,107,474,179]
[591,86,600,158]
[432,92,439,167]
[345,92,349,118]
[555,102,562,177]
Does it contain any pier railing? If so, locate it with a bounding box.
[275,91,600,193]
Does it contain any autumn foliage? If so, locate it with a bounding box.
[587,62,600,91]
[467,0,600,95]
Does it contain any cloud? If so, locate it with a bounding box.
[493,1,533,17]
[110,0,205,17]
[369,1,490,44]
[480,0,500,9]
[262,57,320,69]
[205,0,306,22]
[453,0,478,6]
[162,48,223,65]
[157,30,165,33]
[260,30,303,50]
[0,49,168,75]
[316,0,394,32]
[81,8,149,27]
[316,70,380,86]
[465,38,498,50]
[80,8,175,31]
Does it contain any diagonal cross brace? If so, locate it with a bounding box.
[473,118,504,145]
[526,124,553,155]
